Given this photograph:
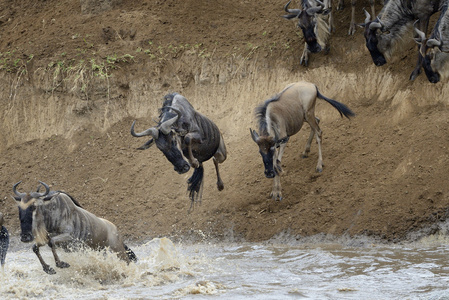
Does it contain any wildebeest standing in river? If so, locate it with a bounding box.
[251,81,354,201]
[13,181,137,274]
[0,212,9,269]
[131,92,227,209]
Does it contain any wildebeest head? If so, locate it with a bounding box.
[361,10,389,66]
[250,129,281,178]
[131,107,190,174]
[415,26,449,83]
[12,181,50,243]
[282,0,330,53]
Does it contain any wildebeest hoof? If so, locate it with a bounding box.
[44,266,56,275]
[316,167,323,173]
[56,261,70,268]
[270,192,283,201]
[302,154,309,158]
[217,181,224,191]
[191,158,199,168]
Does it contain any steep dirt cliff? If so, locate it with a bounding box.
[0,0,448,244]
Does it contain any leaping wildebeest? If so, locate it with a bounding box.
[131,92,227,208]
[13,181,137,274]
[361,0,444,80]
[282,0,332,66]
[250,81,354,201]
[414,1,449,83]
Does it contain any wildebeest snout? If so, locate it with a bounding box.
[264,169,275,178]
[307,41,322,53]
[175,163,190,174]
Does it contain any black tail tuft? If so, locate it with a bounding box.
[317,89,355,119]
[188,165,204,203]
[124,244,138,263]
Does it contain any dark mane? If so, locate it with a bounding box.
[255,84,294,134]
[62,192,83,208]
[47,191,83,208]
[255,94,280,134]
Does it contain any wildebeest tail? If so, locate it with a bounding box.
[188,165,204,202]
[0,226,9,266]
[124,244,138,263]
[316,88,355,119]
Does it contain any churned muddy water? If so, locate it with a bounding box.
[1,234,449,299]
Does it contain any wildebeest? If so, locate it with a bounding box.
[13,181,137,274]
[361,0,443,80]
[282,0,332,66]
[131,92,227,208]
[0,212,9,269]
[250,81,354,201]
[414,1,449,83]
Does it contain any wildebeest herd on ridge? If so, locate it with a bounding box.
[1,0,448,274]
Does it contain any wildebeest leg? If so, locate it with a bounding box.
[271,175,283,201]
[337,0,344,10]
[33,244,56,275]
[276,143,287,174]
[184,132,202,168]
[49,233,71,269]
[348,0,356,35]
[300,43,310,67]
[213,135,227,191]
[369,0,375,20]
[307,116,323,172]
[302,117,320,158]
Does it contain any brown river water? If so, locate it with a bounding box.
[1,231,449,299]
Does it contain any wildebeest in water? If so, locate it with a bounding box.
[131,92,227,210]
[251,81,354,201]
[13,181,137,274]
[0,212,9,269]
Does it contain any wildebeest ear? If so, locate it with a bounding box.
[11,195,21,201]
[137,139,154,150]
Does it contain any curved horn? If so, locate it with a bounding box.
[159,106,181,135]
[13,181,26,200]
[30,181,50,198]
[284,0,301,15]
[250,128,260,143]
[414,26,426,43]
[369,21,382,31]
[131,120,159,139]
[306,6,322,15]
[363,8,371,24]
[427,38,442,48]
